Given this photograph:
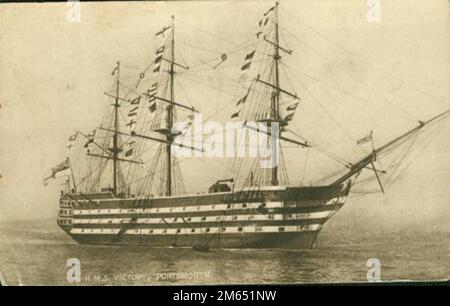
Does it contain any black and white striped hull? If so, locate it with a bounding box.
[57,184,350,249]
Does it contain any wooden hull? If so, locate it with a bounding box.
[57,183,351,250]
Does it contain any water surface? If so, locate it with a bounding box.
[0,219,448,285]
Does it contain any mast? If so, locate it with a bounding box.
[166,15,175,196]
[88,62,142,194]
[241,3,298,186]
[117,16,193,197]
[271,2,280,186]
[112,61,120,196]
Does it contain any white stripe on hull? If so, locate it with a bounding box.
[71,197,347,216]
[72,210,336,225]
[70,224,322,235]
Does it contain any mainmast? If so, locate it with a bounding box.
[96,16,197,197]
[166,15,175,197]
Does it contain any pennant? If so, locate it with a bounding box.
[111,65,119,76]
[231,111,240,119]
[258,20,263,27]
[156,46,165,55]
[149,102,157,113]
[173,121,191,137]
[286,102,299,111]
[153,65,161,73]
[241,61,251,71]
[284,113,294,122]
[357,131,373,145]
[245,50,256,61]
[130,96,141,105]
[126,119,136,127]
[236,94,248,106]
[264,6,275,16]
[264,17,270,26]
[127,120,136,133]
[67,132,78,151]
[68,132,78,142]
[128,111,138,117]
[84,138,94,148]
[84,130,95,148]
[125,148,133,157]
[150,82,158,91]
[156,26,171,37]
[155,55,163,64]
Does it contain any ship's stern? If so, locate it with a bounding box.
[57,195,73,234]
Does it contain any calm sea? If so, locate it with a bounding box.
[0,218,449,285]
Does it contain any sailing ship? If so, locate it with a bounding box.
[49,3,449,249]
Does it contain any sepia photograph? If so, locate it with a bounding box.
[0,0,448,289]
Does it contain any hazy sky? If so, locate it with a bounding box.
[0,0,448,227]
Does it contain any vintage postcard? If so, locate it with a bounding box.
[0,0,448,288]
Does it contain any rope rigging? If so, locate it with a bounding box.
[279,6,449,110]
[58,4,449,198]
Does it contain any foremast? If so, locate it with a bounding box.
[256,2,298,186]
[230,2,307,189]
[166,15,176,197]
[130,15,198,197]
[271,2,281,186]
